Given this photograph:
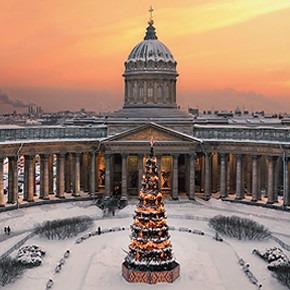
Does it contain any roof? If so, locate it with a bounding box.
[126,25,176,64]
[108,107,192,119]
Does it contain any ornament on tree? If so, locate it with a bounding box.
[122,137,180,283]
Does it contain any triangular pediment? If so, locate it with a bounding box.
[103,123,200,143]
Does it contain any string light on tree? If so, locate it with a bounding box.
[122,136,180,284]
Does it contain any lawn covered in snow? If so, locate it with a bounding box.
[0,199,289,290]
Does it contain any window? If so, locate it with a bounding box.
[148,85,153,98]
[131,84,135,98]
[157,86,162,99]
[139,86,144,98]
[166,85,170,99]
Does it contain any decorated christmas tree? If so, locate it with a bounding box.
[122,138,180,284]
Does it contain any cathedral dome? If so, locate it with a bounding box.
[125,25,177,73]
[123,20,178,109]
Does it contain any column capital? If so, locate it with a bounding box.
[24,155,34,160]
[235,154,242,159]
[121,153,128,159]
[219,153,228,159]
[138,153,144,158]
[189,153,196,159]
[205,152,212,158]
[172,153,179,159]
[72,152,81,158]
[104,152,111,159]
[267,155,275,161]
[56,153,66,158]
[89,151,95,158]
[251,155,260,160]
[40,154,50,160]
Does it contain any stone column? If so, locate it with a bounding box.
[26,155,34,202]
[172,154,179,200]
[273,157,279,203]
[188,153,196,200]
[72,153,80,197]
[40,154,50,200]
[220,153,228,198]
[204,153,212,198]
[95,153,100,191]
[211,153,218,193]
[252,155,259,201]
[121,153,128,201]
[156,154,162,190]
[8,156,18,203]
[138,154,143,194]
[246,156,252,195]
[24,155,29,200]
[48,154,54,194]
[82,153,89,192]
[235,154,243,199]
[267,156,274,204]
[89,152,96,195]
[283,156,289,206]
[0,157,4,206]
[65,153,71,193]
[56,153,65,198]
[104,153,111,199]
[33,157,36,196]
[257,157,262,200]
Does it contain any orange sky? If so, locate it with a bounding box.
[0,0,290,113]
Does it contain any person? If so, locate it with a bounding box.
[4,227,7,235]
[7,226,10,235]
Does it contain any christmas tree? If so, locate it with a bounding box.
[123,139,179,277]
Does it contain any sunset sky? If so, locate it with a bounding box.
[0,0,290,114]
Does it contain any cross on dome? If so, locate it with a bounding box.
[149,5,154,20]
[148,6,154,26]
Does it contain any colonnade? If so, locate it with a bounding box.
[0,152,100,207]
[0,150,289,207]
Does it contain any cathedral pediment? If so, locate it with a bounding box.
[102,123,200,144]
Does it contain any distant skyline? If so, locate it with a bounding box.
[0,0,290,114]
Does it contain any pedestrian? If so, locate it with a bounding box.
[4,227,7,235]
[7,226,10,235]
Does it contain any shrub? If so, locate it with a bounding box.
[34,216,94,240]
[208,215,271,240]
[272,267,290,289]
[0,257,25,286]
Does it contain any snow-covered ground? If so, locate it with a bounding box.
[0,199,289,290]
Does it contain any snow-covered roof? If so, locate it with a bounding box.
[127,39,175,64]
[126,25,175,64]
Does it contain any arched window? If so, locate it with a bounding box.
[166,85,170,99]
[157,85,162,99]
[131,84,135,98]
[139,85,143,98]
[148,85,153,98]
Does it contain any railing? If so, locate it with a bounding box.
[193,126,290,143]
[0,232,35,260]
[0,126,107,143]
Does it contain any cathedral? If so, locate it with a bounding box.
[0,13,289,208]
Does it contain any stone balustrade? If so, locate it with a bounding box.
[193,126,290,143]
[0,126,107,143]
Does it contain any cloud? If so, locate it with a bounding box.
[0,89,36,108]
[178,88,290,113]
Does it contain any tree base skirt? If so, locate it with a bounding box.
[122,261,180,284]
